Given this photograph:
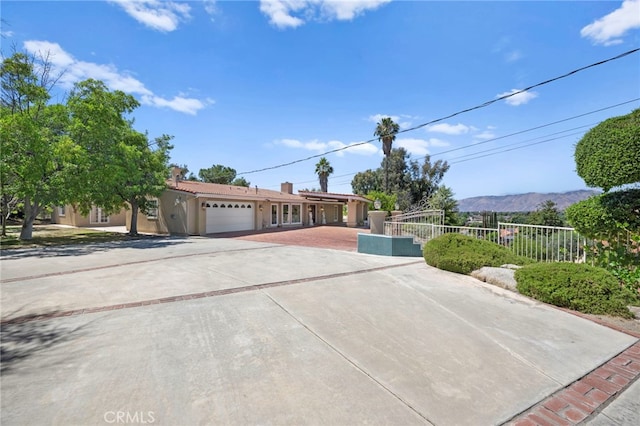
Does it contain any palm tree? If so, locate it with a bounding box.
[374,117,400,192]
[315,157,334,193]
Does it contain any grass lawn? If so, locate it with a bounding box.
[0,225,134,249]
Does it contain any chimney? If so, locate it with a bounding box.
[281,182,293,194]
[170,166,182,187]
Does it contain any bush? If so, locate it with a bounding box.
[423,233,533,274]
[515,263,635,318]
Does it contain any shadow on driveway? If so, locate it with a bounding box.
[0,236,188,260]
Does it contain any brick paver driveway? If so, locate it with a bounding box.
[214,225,370,252]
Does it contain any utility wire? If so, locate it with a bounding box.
[238,48,639,176]
[271,99,638,190]
[449,131,587,165]
[447,127,592,163]
[427,98,638,159]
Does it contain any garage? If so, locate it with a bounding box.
[205,201,255,234]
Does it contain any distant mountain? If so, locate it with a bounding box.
[457,190,600,212]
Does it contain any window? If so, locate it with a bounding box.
[146,199,158,219]
[334,205,339,222]
[291,204,301,223]
[271,204,278,226]
[281,204,302,225]
[58,206,66,217]
[90,206,109,224]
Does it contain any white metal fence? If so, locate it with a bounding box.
[497,223,588,262]
[383,218,590,263]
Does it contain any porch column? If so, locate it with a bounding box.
[368,211,387,235]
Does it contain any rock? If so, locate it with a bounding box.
[471,267,518,291]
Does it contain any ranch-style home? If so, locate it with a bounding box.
[127,168,371,236]
[51,168,371,235]
[51,204,126,227]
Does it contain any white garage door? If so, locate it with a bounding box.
[205,201,255,234]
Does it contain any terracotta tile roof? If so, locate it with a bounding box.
[167,180,306,202]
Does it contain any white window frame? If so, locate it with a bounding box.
[291,204,302,224]
[334,205,339,222]
[270,204,279,226]
[58,206,66,217]
[282,204,290,225]
[281,203,302,225]
[146,198,159,220]
[90,206,109,224]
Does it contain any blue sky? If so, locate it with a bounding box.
[2,0,639,200]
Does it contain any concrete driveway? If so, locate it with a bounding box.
[1,235,638,425]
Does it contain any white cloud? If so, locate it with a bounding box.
[259,0,390,29]
[109,0,191,32]
[505,50,523,62]
[203,0,218,19]
[396,138,449,156]
[141,95,213,116]
[427,123,471,135]
[275,138,378,156]
[368,113,415,129]
[1,30,14,38]
[23,40,209,115]
[496,89,538,106]
[474,130,496,141]
[581,0,640,46]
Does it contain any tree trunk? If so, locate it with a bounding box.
[1,194,8,237]
[382,137,392,156]
[19,196,38,240]
[129,200,139,236]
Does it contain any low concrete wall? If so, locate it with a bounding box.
[357,233,423,257]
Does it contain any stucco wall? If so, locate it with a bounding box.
[52,205,126,227]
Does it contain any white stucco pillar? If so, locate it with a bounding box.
[368,211,387,235]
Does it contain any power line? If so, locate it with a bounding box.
[427,98,639,159]
[276,99,638,189]
[449,131,587,165]
[237,48,639,176]
[445,123,596,163]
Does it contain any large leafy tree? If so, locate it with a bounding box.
[315,157,334,192]
[352,148,450,210]
[529,200,564,227]
[408,154,450,205]
[198,164,237,184]
[374,117,400,192]
[351,169,381,196]
[1,51,79,240]
[428,185,459,225]
[574,108,640,191]
[66,79,173,236]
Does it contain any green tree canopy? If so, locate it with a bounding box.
[351,148,450,210]
[351,169,381,196]
[574,109,640,191]
[231,177,250,187]
[566,189,640,241]
[428,185,459,225]
[66,79,173,236]
[198,164,237,184]
[1,51,79,239]
[529,200,564,227]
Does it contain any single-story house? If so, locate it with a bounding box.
[128,168,371,236]
[51,204,126,227]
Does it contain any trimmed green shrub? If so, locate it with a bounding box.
[423,233,533,274]
[515,263,634,318]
